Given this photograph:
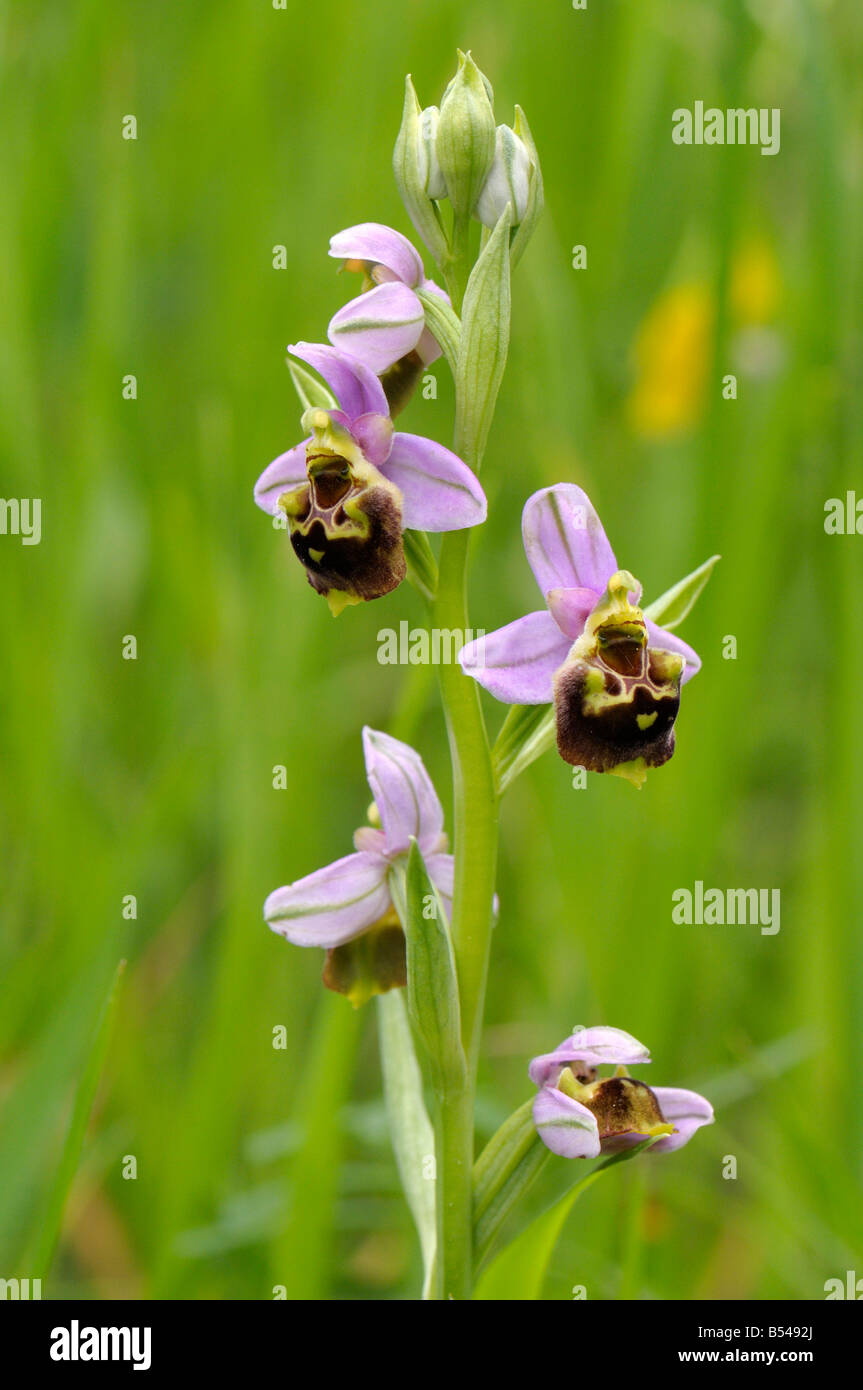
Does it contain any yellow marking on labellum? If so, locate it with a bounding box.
[326,588,362,617]
[608,757,648,789]
[636,712,658,731]
[308,547,325,563]
[279,487,310,518]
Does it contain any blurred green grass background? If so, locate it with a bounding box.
[1,0,861,1299]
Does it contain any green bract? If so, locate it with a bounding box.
[455,206,512,467]
[392,843,466,1092]
[644,553,721,629]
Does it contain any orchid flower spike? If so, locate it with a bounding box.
[254,343,486,614]
[459,484,701,786]
[263,728,454,1007]
[530,1026,714,1159]
[327,223,451,411]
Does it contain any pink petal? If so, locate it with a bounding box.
[420,277,449,301]
[529,1027,652,1087]
[264,851,390,948]
[362,727,445,857]
[546,586,600,641]
[328,223,425,288]
[289,341,388,423]
[648,1087,714,1152]
[522,484,617,598]
[426,851,455,921]
[381,433,487,532]
[416,324,443,366]
[459,610,570,705]
[415,279,450,364]
[352,826,387,854]
[327,283,425,374]
[533,1086,601,1159]
[350,412,394,466]
[254,438,309,514]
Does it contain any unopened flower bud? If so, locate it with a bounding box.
[509,105,544,267]
[393,76,448,265]
[436,51,496,220]
[475,124,533,228]
[417,106,446,200]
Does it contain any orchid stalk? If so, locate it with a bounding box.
[254,52,718,1301]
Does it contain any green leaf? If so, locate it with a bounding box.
[288,360,337,413]
[402,527,438,604]
[376,991,437,1295]
[455,205,512,467]
[473,1139,659,1300]
[391,843,466,1091]
[644,554,721,631]
[492,703,556,794]
[416,288,461,373]
[473,1099,551,1270]
[1,947,124,1270]
[31,959,126,1280]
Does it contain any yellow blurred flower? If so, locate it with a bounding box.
[730,238,781,324]
[627,284,714,438]
[627,239,781,439]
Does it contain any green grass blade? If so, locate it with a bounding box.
[30,958,126,1281]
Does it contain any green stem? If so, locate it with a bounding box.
[431,535,499,1299]
[434,533,500,1066]
[434,1074,474,1300]
[419,204,502,1300]
[442,212,472,314]
[430,235,501,1291]
[438,199,499,1071]
[387,853,474,1300]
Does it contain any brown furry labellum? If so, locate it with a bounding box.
[280,450,405,613]
[576,1075,669,1139]
[322,913,407,1009]
[552,572,684,784]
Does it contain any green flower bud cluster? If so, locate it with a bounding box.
[393,51,543,274]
